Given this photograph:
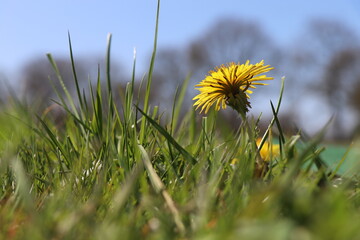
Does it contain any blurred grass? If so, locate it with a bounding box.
[0,1,360,239]
[321,143,359,175]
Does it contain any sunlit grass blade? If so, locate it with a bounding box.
[68,32,85,112]
[106,33,114,117]
[12,158,34,210]
[139,0,160,144]
[94,68,104,137]
[46,53,79,119]
[122,48,137,124]
[170,74,191,136]
[258,76,285,153]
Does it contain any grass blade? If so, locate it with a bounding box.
[67,32,85,111]
[46,53,79,118]
[136,105,197,164]
[138,144,185,234]
[139,0,160,144]
[258,76,285,153]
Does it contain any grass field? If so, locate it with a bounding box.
[1,1,360,239]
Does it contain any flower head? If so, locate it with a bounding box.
[193,60,274,118]
[256,138,280,162]
[230,138,280,167]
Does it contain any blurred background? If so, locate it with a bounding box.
[1,0,360,141]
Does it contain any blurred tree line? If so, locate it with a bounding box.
[16,18,360,141]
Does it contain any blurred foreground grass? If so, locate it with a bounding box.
[1,1,360,239]
[321,144,359,175]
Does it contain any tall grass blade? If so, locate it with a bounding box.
[258,76,285,152]
[170,74,191,135]
[106,33,114,117]
[139,0,160,144]
[46,53,79,118]
[12,158,34,210]
[270,100,285,143]
[67,32,85,111]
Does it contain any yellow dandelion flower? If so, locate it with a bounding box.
[193,60,274,117]
[256,138,280,162]
[230,138,280,167]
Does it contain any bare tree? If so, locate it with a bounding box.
[21,56,84,107]
[285,19,359,87]
[349,79,360,136]
[188,19,280,68]
[283,19,360,139]
[150,18,360,139]
[21,55,125,110]
[152,18,282,116]
[321,49,360,138]
[338,50,360,137]
[150,48,189,108]
[303,19,359,64]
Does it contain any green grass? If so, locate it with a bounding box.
[1,1,360,239]
[319,144,358,175]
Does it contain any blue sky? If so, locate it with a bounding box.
[1,0,360,80]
